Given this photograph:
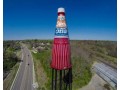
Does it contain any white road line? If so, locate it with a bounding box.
[20,61,27,90]
[29,49,36,90]
[10,49,23,90]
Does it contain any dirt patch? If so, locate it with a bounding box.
[34,59,48,89]
[79,74,113,90]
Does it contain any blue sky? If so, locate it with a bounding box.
[3,0,117,40]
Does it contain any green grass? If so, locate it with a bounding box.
[3,59,17,71]
[95,51,117,64]
[75,40,117,66]
[16,50,21,59]
[72,56,92,89]
[32,50,51,77]
[3,63,19,90]
[3,50,21,74]
[32,50,51,90]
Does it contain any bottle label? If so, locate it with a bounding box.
[56,15,66,28]
[55,28,68,38]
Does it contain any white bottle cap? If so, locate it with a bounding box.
[58,7,65,13]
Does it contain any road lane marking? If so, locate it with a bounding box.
[20,48,30,90]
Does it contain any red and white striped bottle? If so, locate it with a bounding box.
[51,7,72,70]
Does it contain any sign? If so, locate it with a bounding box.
[55,28,68,37]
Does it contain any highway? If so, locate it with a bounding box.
[11,45,34,90]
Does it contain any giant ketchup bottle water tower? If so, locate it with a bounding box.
[51,7,72,90]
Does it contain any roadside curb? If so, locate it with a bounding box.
[29,50,38,90]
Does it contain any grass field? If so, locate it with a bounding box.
[32,50,51,90]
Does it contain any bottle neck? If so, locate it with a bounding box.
[55,11,68,38]
[56,12,66,28]
[58,12,65,16]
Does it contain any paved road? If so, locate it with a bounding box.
[11,45,34,90]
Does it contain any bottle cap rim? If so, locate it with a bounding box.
[58,7,65,13]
